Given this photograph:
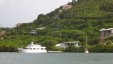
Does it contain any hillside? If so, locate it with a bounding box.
[1,0,113,52]
[33,0,113,44]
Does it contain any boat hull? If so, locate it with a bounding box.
[85,50,89,53]
[19,49,47,53]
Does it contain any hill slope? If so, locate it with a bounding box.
[32,0,113,44]
[14,0,113,44]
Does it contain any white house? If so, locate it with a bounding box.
[56,41,80,49]
[30,30,37,34]
[36,27,45,30]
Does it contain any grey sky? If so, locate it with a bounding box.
[0,0,71,28]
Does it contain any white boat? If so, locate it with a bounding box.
[84,48,89,53]
[18,42,47,53]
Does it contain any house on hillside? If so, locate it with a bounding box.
[72,0,78,2]
[99,28,113,43]
[56,41,80,49]
[36,27,45,30]
[30,30,37,34]
[0,31,6,40]
[62,4,72,11]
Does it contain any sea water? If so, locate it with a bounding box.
[0,53,113,64]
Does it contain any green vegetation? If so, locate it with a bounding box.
[1,0,113,52]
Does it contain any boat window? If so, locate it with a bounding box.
[29,48,32,49]
[33,48,36,50]
[41,48,44,50]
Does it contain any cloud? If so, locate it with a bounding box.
[0,0,8,6]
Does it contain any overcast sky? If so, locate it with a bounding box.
[0,0,71,28]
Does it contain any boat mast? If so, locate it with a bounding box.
[85,36,88,52]
[85,36,87,49]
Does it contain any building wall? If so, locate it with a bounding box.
[99,28,113,43]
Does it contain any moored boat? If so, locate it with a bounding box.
[18,42,47,53]
[84,48,89,53]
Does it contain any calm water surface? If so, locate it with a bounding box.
[0,53,113,64]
